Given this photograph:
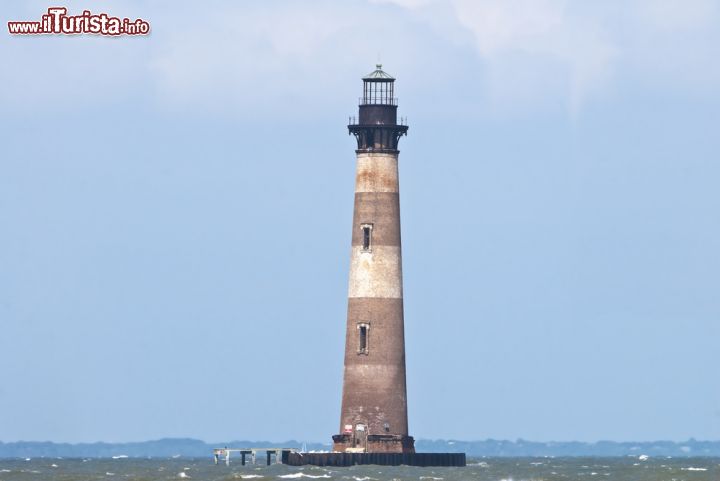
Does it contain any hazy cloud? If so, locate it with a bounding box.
[3,0,719,116]
[376,0,720,112]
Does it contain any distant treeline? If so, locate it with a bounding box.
[416,439,720,457]
[1,438,719,458]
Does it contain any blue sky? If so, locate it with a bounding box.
[1,0,719,444]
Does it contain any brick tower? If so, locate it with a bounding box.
[332,65,414,454]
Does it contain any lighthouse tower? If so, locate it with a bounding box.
[332,65,414,454]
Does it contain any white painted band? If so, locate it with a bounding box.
[348,245,403,299]
[355,153,399,193]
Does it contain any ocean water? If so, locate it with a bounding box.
[0,457,718,481]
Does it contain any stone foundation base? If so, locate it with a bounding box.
[332,434,415,453]
[286,451,465,467]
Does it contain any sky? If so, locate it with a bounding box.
[1,0,719,444]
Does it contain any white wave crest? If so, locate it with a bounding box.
[278,474,331,479]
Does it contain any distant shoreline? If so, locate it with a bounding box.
[1,438,719,458]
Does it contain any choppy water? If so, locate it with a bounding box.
[0,457,718,481]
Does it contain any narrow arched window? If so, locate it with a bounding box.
[357,322,370,354]
[361,224,373,252]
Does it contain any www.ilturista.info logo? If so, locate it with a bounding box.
[8,7,150,36]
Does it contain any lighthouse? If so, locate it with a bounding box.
[332,65,414,454]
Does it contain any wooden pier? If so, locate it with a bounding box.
[213,447,299,466]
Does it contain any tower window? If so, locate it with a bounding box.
[357,322,370,354]
[361,224,373,252]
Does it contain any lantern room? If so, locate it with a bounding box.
[361,64,396,106]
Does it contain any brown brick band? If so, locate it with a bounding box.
[339,362,409,436]
[340,297,408,436]
[351,192,401,247]
[344,297,406,366]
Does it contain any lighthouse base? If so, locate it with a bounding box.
[332,434,415,453]
[286,451,466,467]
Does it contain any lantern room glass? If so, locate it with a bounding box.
[362,80,395,105]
